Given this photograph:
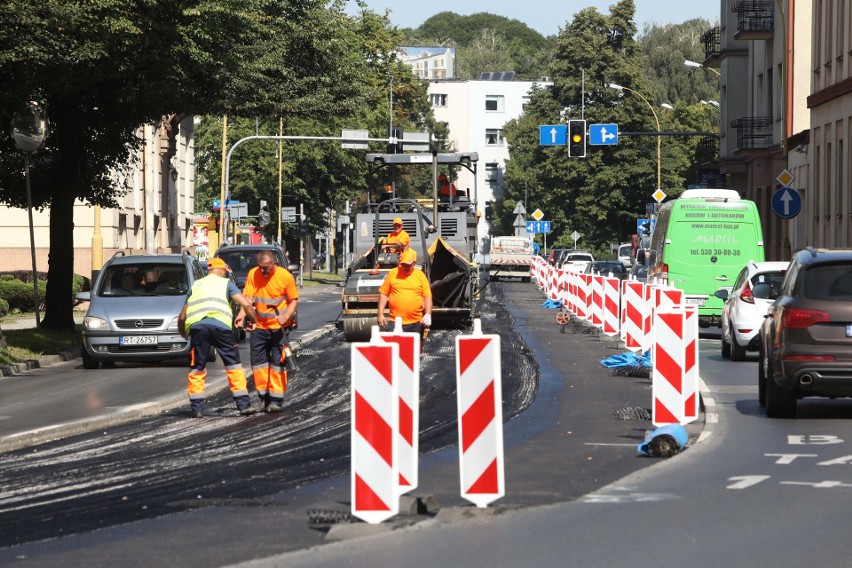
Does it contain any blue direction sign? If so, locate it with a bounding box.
[539,125,567,146]
[771,187,801,219]
[526,220,551,234]
[589,123,618,145]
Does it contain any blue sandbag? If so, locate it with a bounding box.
[637,424,689,457]
[540,299,562,309]
[601,350,651,368]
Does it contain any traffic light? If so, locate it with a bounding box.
[568,119,586,158]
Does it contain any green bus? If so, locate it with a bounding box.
[644,189,765,327]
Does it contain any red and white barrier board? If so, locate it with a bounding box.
[602,276,620,336]
[380,318,421,494]
[682,305,700,422]
[350,330,399,523]
[456,319,505,508]
[652,309,687,426]
[621,280,645,352]
[590,275,604,327]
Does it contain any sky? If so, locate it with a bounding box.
[345,0,719,36]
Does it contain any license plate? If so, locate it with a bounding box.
[120,335,156,345]
[686,298,706,307]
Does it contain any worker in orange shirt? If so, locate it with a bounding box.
[377,248,432,336]
[236,249,299,413]
[383,216,410,253]
[438,173,457,200]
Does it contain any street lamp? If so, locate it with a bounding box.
[10,101,49,328]
[608,83,662,190]
[684,59,721,76]
[701,99,720,109]
[170,166,178,183]
[660,103,674,110]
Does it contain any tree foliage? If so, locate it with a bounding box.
[0,0,374,330]
[402,11,553,80]
[498,1,718,255]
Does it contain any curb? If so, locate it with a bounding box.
[0,349,81,379]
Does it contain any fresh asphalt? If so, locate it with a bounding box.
[0,277,705,565]
[0,284,340,452]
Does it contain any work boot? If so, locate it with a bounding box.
[239,406,258,416]
[263,403,283,413]
[190,400,204,418]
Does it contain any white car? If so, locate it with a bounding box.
[715,260,789,361]
[560,251,594,273]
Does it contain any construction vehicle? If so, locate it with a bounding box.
[341,152,480,341]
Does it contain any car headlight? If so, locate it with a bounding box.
[83,316,108,330]
[167,316,180,332]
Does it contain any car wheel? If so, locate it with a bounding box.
[765,361,797,418]
[757,345,767,406]
[82,347,100,370]
[208,346,217,362]
[720,332,731,359]
[730,337,747,361]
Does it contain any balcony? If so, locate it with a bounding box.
[701,27,721,68]
[731,0,774,40]
[730,117,774,154]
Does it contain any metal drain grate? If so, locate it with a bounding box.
[613,406,652,421]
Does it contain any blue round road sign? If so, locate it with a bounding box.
[771,187,801,219]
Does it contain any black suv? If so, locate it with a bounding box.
[213,243,298,289]
[759,247,852,418]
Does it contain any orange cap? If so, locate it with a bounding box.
[207,258,231,272]
[399,249,417,264]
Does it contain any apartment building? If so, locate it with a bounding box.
[0,115,197,278]
[427,74,548,240]
[708,0,850,260]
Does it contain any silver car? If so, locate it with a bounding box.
[76,252,206,369]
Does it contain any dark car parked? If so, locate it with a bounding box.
[213,243,298,289]
[758,247,852,418]
[591,260,628,278]
[547,248,569,266]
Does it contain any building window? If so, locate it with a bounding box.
[486,129,504,146]
[485,95,505,112]
[485,162,500,184]
[430,93,447,107]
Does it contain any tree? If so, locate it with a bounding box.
[192,6,441,247]
[0,0,369,331]
[499,1,718,255]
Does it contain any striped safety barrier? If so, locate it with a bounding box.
[379,318,421,494]
[350,328,399,523]
[456,319,505,508]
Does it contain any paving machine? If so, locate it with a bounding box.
[341,152,480,341]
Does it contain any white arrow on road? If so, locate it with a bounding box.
[550,127,558,144]
[601,127,615,143]
[780,189,793,215]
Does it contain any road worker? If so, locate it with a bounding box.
[178,258,259,418]
[383,216,410,252]
[377,248,433,336]
[438,173,458,200]
[236,249,299,413]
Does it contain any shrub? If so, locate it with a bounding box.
[0,298,8,317]
[0,279,44,313]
